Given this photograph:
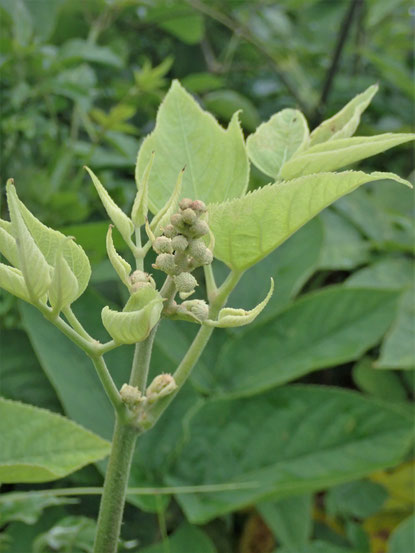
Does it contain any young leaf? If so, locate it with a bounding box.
[310,84,378,145]
[388,513,415,553]
[136,80,249,212]
[0,264,31,302]
[0,222,20,268]
[0,398,110,483]
[48,238,79,313]
[6,182,51,300]
[101,286,163,344]
[205,279,274,327]
[247,108,309,178]
[132,151,155,227]
[106,225,131,288]
[208,170,411,271]
[280,133,415,179]
[167,386,413,523]
[193,287,400,397]
[17,198,91,298]
[84,166,134,243]
[149,167,183,236]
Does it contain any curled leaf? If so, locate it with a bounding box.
[132,151,155,227]
[48,238,79,313]
[205,278,274,328]
[106,225,131,289]
[0,264,31,302]
[101,286,163,344]
[6,181,51,301]
[0,221,19,268]
[84,166,134,244]
[149,167,183,237]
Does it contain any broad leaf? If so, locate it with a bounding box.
[280,133,415,179]
[376,287,415,369]
[310,84,378,146]
[136,80,249,212]
[0,398,110,483]
[192,287,400,396]
[258,494,312,550]
[325,480,387,519]
[0,264,30,302]
[247,108,309,178]
[140,522,217,553]
[352,359,408,402]
[166,386,413,523]
[345,257,414,289]
[208,171,410,271]
[388,514,415,553]
[0,222,19,267]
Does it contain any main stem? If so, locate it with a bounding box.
[92,417,137,553]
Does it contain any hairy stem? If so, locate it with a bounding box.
[90,355,124,414]
[129,326,158,391]
[92,417,138,553]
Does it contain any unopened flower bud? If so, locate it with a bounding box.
[181,208,197,225]
[174,272,198,293]
[189,219,209,238]
[181,299,209,321]
[146,373,177,403]
[179,198,193,210]
[120,383,142,409]
[163,224,177,238]
[130,270,148,284]
[153,253,177,275]
[190,200,207,213]
[153,236,173,254]
[171,234,188,252]
[170,213,184,229]
[130,270,156,291]
[189,240,213,265]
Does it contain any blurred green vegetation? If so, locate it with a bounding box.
[0,0,414,551]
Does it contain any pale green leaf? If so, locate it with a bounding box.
[205,278,274,327]
[167,386,413,523]
[0,263,30,302]
[136,80,249,212]
[149,168,183,236]
[102,287,163,344]
[84,166,134,243]
[192,287,400,397]
[280,133,415,179]
[132,151,154,227]
[247,108,309,178]
[310,84,378,146]
[0,221,19,267]
[48,239,79,312]
[17,198,91,298]
[6,182,51,300]
[105,225,131,288]
[208,171,409,271]
[376,287,415,369]
[0,398,110,483]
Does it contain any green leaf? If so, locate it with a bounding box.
[101,287,164,345]
[6,182,51,300]
[166,386,413,523]
[353,358,408,401]
[0,398,110,483]
[325,480,387,519]
[193,287,400,397]
[376,287,415,369]
[48,239,79,312]
[59,38,123,67]
[0,220,19,267]
[84,166,134,244]
[132,151,154,227]
[33,516,96,553]
[205,279,274,328]
[208,170,409,272]
[17,197,91,298]
[247,108,309,178]
[140,522,217,553]
[0,495,73,526]
[105,225,131,289]
[204,89,261,132]
[258,494,312,550]
[345,257,414,289]
[277,542,361,553]
[388,513,415,553]
[310,84,378,146]
[0,264,30,302]
[136,80,249,212]
[280,134,415,179]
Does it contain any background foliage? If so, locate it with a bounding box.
[0,0,414,551]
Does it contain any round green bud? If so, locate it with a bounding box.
[174,272,198,293]
[153,236,173,254]
[170,213,184,229]
[120,383,142,409]
[181,208,197,225]
[181,299,209,321]
[130,270,148,284]
[179,198,193,210]
[189,219,209,238]
[188,240,212,265]
[191,200,207,213]
[153,253,177,275]
[171,234,188,252]
[163,224,177,238]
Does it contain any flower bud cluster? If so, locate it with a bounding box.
[152,198,213,299]
[129,269,156,292]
